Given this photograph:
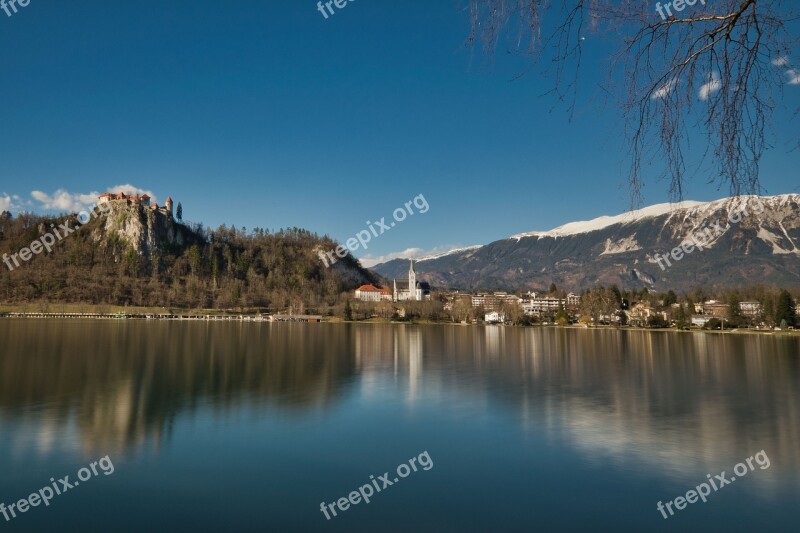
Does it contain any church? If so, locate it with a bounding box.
[393,259,431,302]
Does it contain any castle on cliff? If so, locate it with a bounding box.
[98,192,174,217]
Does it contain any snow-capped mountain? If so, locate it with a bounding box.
[370,195,800,291]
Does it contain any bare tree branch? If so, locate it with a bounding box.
[468,0,799,204]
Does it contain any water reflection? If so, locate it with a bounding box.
[0,320,798,487]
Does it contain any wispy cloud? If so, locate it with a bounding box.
[651,78,677,100]
[30,184,157,213]
[786,69,800,85]
[698,72,722,101]
[771,56,790,67]
[359,245,480,267]
[0,193,21,212]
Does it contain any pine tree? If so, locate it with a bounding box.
[763,297,775,327]
[675,304,686,329]
[176,202,183,221]
[727,292,742,325]
[775,290,796,328]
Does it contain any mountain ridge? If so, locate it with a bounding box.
[370,194,800,292]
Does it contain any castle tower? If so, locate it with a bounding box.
[408,259,417,300]
[165,197,173,216]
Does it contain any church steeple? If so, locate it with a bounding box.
[408,259,416,299]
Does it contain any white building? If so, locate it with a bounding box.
[521,297,563,316]
[739,301,762,317]
[485,311,505,323]
[355,284,392,302]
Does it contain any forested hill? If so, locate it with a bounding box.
[0,204,377,311]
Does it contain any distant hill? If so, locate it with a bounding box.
[0,201,377,310]
[370,195,800,293]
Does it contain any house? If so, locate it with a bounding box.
[627,302,653,326]
[692,316,712,327]
[739,301,762,317]
[355,284,392,302]
[472,292,522,311]
[393,260,431,301]
[485,311,505,323]
[566,292,581,307]
[521,297,563,316]
[703,300,730,318]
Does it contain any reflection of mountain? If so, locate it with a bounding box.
[414,328,800,484]
[350,324,800,484]
[0,320,357,455]
[1,320,798,482]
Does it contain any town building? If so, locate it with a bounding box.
[471,292,521,310]
[738,301,763,317]
[703,300,730,318]
[354,284,392,302]
[521,297,563,316]
[485,311,505,323]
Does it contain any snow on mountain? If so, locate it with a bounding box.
[509,201,704,241]
[370,193,800,292]
[508,194,800,241]
[416,245,483,262]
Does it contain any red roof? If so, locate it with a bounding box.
[166,197,173,203]
[356,284,382,292]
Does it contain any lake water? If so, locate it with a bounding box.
[0,320,798,532]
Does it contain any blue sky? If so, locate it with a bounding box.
[1,0,798,265]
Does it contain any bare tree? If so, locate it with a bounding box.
[468,0,799,203]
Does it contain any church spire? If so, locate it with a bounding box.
[408,259,417,299]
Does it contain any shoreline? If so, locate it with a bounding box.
[1,311,797,336]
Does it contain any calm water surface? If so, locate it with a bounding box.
[0,320,798,532]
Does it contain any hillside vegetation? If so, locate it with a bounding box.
[0,206,377,312]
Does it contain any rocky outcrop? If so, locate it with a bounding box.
[88,203,197,259]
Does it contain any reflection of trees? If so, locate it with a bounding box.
[1,320,798,481]
[425,328,800,482]
[353,323,800,482]
[0,320,356,455]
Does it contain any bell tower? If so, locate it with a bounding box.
[408,259,417,300]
